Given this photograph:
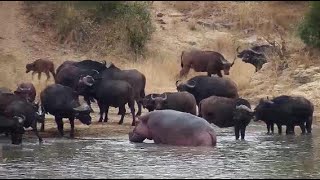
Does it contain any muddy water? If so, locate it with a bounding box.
[0,122,319,179]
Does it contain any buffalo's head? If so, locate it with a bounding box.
[14,86,33,103]
[253,97,274,122]
[176,80,196,92]
[73,103,92,125]
[141,94,159,111]
[233,104,254,123]
[237,47,265,63]
[33,101,45,124]
[25,63,35,73]
[151,93,168,110]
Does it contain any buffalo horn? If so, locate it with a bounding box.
[73,103,90,112]
[151,94,156,100]
[161,93,167,101]
[236,46,241,53]
[82,75,94,86]
[185,80,196,88]
[236,105,254,113]
[175,80,181,87]
[14,115,26,124]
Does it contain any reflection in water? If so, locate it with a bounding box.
[0,123,319,178]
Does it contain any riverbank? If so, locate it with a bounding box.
[23,107,137,140]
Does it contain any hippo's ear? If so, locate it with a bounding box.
[137,114,149,123]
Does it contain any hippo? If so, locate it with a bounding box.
[128,110,217,147]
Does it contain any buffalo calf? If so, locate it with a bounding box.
[26,58,56,81]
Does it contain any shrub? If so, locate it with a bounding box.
[24,1,154,58]
[298,2,320,48]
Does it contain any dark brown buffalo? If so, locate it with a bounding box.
[26,58,56,81]
[199,96,253,140]
[179,49,236,77]
[14,82,36,103]
[176,75,239,106]
[151,92,197,115]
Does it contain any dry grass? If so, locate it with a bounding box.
[169,1,308,34]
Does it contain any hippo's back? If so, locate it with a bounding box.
[148,110,213,133]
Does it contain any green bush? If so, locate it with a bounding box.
[298,1,320,48]
[24,1,154,57]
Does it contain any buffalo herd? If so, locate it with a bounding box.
[0,46,315,146]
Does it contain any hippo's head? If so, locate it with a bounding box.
[129,115,152,143]
[253,97,274,122]
[11,115,26,145]
[73,103,92,125]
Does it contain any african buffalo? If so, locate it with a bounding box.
[179,49,236,77]
[55,60,106,112]
[129,110,217,147]
[199,96,253,140]
[151,92,197,115]
[236,46,268,72]
[176,75,239,105]
[77,75,136,126]
[14,82,36,103]
[1,93,44,143]
[253,95,314,135]
[40,84,92,138]
[0,115,26,145]
[99,62,146,116]
[26,58,56,81]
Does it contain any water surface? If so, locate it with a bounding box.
[0,122,319,179]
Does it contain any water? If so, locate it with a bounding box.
[0,122,319,179]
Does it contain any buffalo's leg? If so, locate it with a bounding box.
[266,122,272,135]
[45,70,50,81]
[31,120,43,143]
[277,124,282,134]
[104,106,109,123]
[240,126,246,140]
[69,117,75,138]
[118,105,126,125]
[31,71,36,80]
[136,100,142,116]
[129,100,136,126]
[286,124,295,135]
[84,96,94,113]
[235,125,240,140]
[38,72,42,80]
[306,116,312,134]
[299,122,306,135]
[55,117,64,137]
[217,71,223,78]
[97,101,105,122]
[179,67,190,77]
[40,122,45,132]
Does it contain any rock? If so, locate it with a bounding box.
[157,13,164,17]
[160,25,166,30]
[157,19,166,24]
[188,41,197,46]
[168,13,184,17]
